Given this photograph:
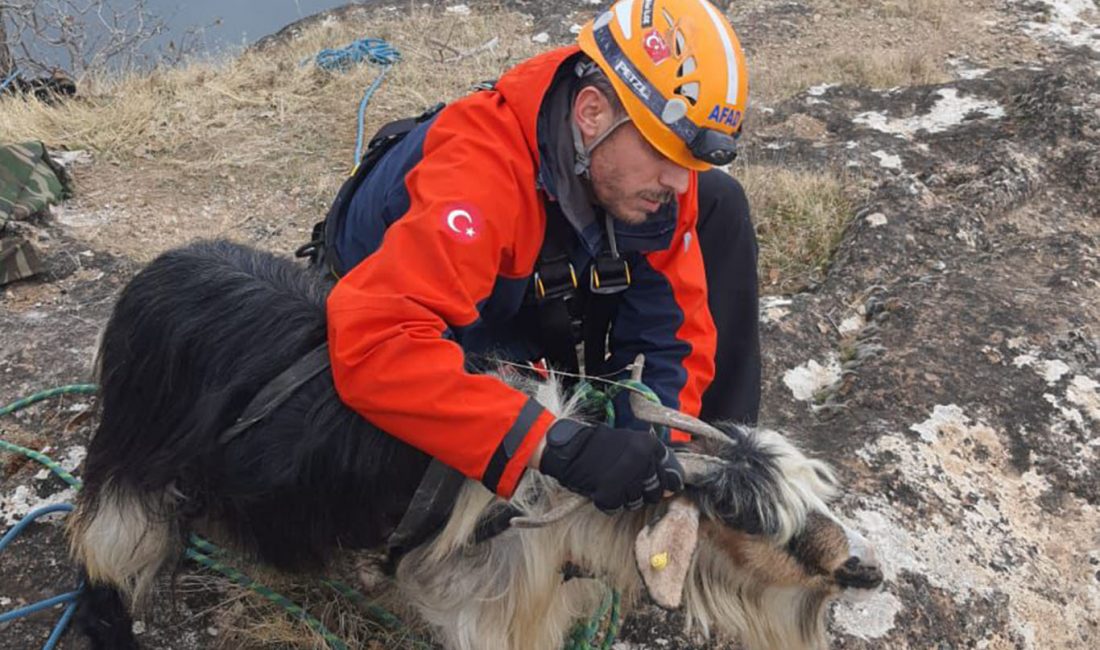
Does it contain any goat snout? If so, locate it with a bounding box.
[834,528,883,592]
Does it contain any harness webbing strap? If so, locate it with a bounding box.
[532,199,585,375]
[218,343,332,445]
[386,459,466,558]
[531,199,629,378]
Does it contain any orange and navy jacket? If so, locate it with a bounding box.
[327,46,717,498]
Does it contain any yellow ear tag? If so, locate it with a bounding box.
[650,552,669,571]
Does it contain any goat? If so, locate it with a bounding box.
[68,239,882,650]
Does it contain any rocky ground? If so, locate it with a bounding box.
[2,1,1098,649]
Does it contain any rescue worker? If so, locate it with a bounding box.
[325,0,759,514]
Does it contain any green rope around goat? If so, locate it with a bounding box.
[1,378,653,650]
[560,376,667,650]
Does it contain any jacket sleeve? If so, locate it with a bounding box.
[606,204,717,441]
[326,107,552,498]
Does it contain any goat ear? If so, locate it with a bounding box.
[633,497,700,610]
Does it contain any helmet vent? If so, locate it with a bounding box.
[673,29,686,57]
[675,82,700,105]
[678,56,697,77]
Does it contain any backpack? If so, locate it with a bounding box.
[295,102,445,277]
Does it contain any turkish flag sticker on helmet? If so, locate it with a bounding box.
[642,29,670,64]
[441,204,482,243]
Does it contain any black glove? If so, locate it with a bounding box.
[539,420,685,513]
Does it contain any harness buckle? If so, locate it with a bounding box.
[589,255,631,295]
[534,259,578,300]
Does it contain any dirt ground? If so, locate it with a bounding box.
[2,1,1098,649]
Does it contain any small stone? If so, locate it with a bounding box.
[866,212,888,227]
[206,626,219,636]
[132,621,146,635]
[532,32,550,44]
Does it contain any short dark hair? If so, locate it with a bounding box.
[577,64,626,117]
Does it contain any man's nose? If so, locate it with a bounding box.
[659,161,690,195]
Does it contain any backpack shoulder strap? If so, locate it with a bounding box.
[296,102,446,277]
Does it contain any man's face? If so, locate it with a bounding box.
[588,120,691,225]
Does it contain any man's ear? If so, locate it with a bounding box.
[573,85,614,145]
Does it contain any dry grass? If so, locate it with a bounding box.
[178,560,430,650]
[750,39,950,102]
[743,0,992,102]
[731,163,855,294]
[0,5,542,260]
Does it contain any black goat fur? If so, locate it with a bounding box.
[85,240,433,566]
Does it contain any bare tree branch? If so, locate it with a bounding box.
[0,8,15,78]
[1,0,189,80]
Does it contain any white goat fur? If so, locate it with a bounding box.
[394,375,842,650]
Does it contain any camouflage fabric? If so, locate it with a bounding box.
[0,141,71,285]
[0,141,72,224]
[0,236,42,285]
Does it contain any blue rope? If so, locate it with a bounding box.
[1,387,93,650]
[306,37,401,165]
[0,70,19,93]
[0,503,82,650]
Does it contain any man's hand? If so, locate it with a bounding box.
[535,419,684,513]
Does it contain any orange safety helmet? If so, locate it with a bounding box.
[578,0,749,171]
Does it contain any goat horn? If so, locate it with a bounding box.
[675,451,728,484]
[509,494,588,529]
[629,354,733,445]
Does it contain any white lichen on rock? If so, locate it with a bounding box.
[853,404,1100,647]
[854,88,1005,139]
[783,355,841,401]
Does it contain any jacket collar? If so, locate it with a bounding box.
[495,46,681,256]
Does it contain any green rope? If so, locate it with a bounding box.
[0,439,82,488]
[571,378,666,436]
[0,384,97,417]
[320,579,434,650]
[2,380,652,649]
[185,538,349,650]
[558,378,662,649]
[0,384,97,488]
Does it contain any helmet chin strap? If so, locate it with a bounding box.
[572,114,632,178]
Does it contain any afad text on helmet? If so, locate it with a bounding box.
[708,105,742,129]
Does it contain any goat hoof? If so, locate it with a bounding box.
[835,555,883,590]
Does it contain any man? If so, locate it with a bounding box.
[326,0,759,514]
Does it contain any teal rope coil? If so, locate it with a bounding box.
[306,36,401,164]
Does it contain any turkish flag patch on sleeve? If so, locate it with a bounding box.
[440,204,482,243]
